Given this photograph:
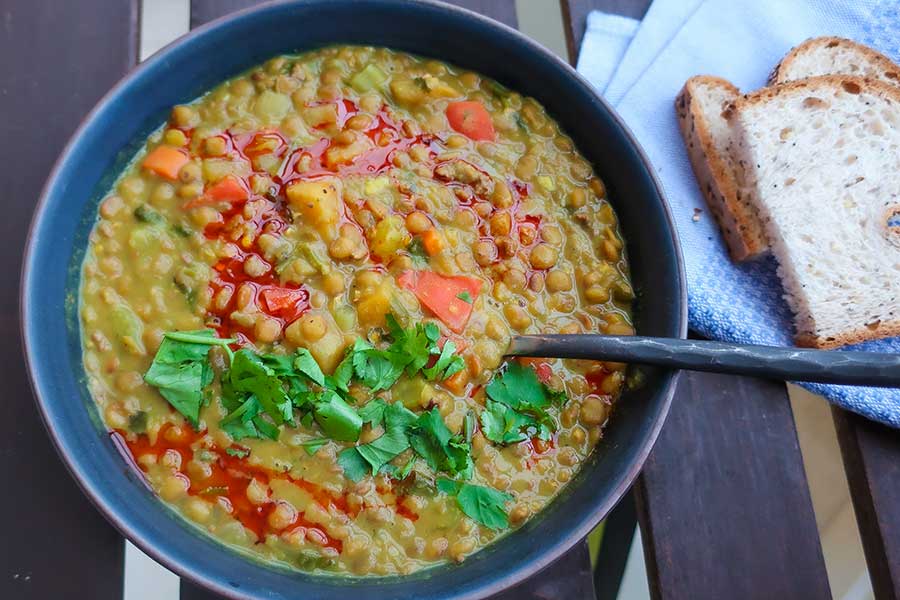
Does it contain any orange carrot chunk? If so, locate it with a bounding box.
[141,145,189,180]
[183,175,249,208]
[446,101,495,141]
[397,270,481,333]
[420,228,444,256]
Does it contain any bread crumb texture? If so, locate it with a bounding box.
[732,76,900,347]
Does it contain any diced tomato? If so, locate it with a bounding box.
[260,287,309,322]
[535,362,552,384]
[141,145,189,180]
[184,175,249,208]
[446,101,495,141]
[397,270,481,333]
[420,228,444,256]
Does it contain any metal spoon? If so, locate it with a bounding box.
[507,335,900,387]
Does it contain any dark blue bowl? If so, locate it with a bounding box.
[22,1,686,598]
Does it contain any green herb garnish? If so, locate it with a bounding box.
[456,291,473,304]
[128,410,148,434]
[143,329,234,428]
[338,402,418,481]
[298,438,329,456]
[313,390,363,442]
[408,407,473,478]
[225,446,250,459]
[437,479,514,530]
[134,204,166,226]
[479,361,566,445]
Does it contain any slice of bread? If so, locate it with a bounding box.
[676,77,768,260]
[729,76,900,348]
[771,37,900,85]
[677,37,900,262]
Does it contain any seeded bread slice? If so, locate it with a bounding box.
[676,77,768,260]
[729,76,900,348]
[678,37,900,262]
[771,37,900,86]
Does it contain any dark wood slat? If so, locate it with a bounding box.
[0,1,138,598]
[834,408,900,599]
[183,0,593,597]
[562,1,830,598]
[635,372,830,599]
[560,0,649,63]
[593,493,637,600]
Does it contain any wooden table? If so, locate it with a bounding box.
[2,1,898,598]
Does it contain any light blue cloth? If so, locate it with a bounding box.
[576,0,900,427]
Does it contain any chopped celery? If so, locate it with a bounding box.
[364,176,391,195]
[110,301,146,355]
[134,204,165,226]
[537,176,555,192]
[350,64,388,93]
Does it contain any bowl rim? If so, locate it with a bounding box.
[21,0,687,597]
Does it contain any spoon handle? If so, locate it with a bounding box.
[507,335,900,387]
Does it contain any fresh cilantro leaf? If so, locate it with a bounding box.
[299,438,329,456]
[436,477,461,495]
[422,340,464,381]
[480,400,530,444]
[408,408,473,478]
[161,330,235,349]
[485,361,550,411]
[338,402,417,481]
[225,446,250,459]
[253,413,281,440]
[358,398,387,427]
[331,351,355,392]
[337,448,370,482]
[437,478,513,530]
[386,314,435,376]
[456,291,473,304]
[480,361,567,445]
[350,339,405,391]
[228,350,293,425]
[293,348,326,387]
[456,484,513,530]
[220,395,266,440]
[355,429,409,472]
[144,329,228,427]
[313,390,362,442]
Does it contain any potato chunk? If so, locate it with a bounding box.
[285,310,345,373]
[324,136,373,169]
[368,215,410,261]
[285,178,342,235]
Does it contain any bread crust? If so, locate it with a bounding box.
[675,76,768,260]
[734,74,900,112]
[770,36,900,85]
[797,320,900,349]
[733,75,900,348]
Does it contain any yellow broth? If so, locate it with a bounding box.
[80,46,634,575]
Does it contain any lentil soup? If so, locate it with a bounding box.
[79,46,634,576]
